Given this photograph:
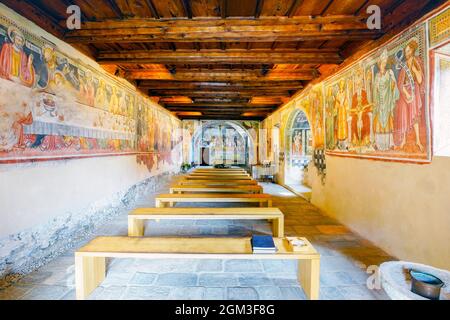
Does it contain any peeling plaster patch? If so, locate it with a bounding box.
[0,173,173,286]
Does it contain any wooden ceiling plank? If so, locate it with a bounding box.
[97,49,342,64]
[64,16,379,43]
[125,69,316,81]
[286,0,304,17]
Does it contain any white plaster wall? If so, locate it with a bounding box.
[0,155,156,237]
[309,156,450,270]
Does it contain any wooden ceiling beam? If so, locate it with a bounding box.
[126,70,316,81]
[178,116,265,120]
[136,80,304,89]
[97,49,342,64]
[64,17,381,43]
[148,90,292,97]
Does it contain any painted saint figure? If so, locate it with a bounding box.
[394,39,426,151]
[373,49,399,151]
[325,87,337,150]
[335,80,348,149]
[0,27,35,87]
[350,70,372,146]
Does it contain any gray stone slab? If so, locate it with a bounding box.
[156,273,198,286]
[227,287,259,300]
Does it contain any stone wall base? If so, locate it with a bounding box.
[0,173,174,285]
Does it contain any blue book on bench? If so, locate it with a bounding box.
[251,235,277,253]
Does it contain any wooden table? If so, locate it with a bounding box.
[155,193,272,207]
[128,207,284,237]
[169,184,263,194]
[75,236,320,300]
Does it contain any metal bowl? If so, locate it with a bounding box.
[410,269,444,300]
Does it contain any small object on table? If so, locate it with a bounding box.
[251,235,277,254]
[286,237,310,252]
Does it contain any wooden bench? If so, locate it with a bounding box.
[189,172,250,177]
[194,168,246,171]
[75,236,320,300]
[170,184,263,194]
[177,179,258,186]
[185,175,252,180]
[128,207,284,237]
[193,170,246,174]
[155,193,272,207]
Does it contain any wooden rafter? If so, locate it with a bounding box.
[64,17,381,43]
[96,49,342,64]
[126,69,316,81]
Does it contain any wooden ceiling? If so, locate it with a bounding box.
[3,0,445,120]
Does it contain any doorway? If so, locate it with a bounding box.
[285,110,312,193]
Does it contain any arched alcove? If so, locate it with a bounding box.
[190,121,256,167]
[284,109,313,191]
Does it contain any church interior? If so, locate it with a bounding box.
[0,0,449,301]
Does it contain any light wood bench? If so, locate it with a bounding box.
[170,184,263,194]
[75,236,320,300]
[194,168,246,172]
[189,172,250,177]
[128,207,284,237]
[178,179,258,186]
[193,170,246,174]
[185,175,252,180]
[155,193,272,207]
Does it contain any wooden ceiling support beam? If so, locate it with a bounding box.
[64,17,381,43]
[97,49,342,64]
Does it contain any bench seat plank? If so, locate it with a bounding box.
[75,237,320,300]
[128,207,284,237]
[178,179,257,185]
[169,185,262,194]
[185,175,252,180]
[155,193,272,208]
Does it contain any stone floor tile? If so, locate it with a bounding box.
[320,271,357,287]
[20,285,70,300]
[256,286,283,300]
[102,271,135,287]
[123,286,170,300]
[196,260,223,272]
[261,260,297,274]
[0,284,33,300]
[319,286,345,300]
[227,287,259,300]
[168,286,204,300]
[238,273,273,286]
[337,285,378,300]
[279,286,307,300]
[204,287,226,300]
[89,286,126,300]
[198,274,239,287]
[156,273,197,286]
[129,272,158,286]
[224,260,262,272]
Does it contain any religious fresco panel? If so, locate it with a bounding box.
[0,14,181,164]
[324,23,431,162]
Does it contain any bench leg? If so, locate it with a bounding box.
[155,199,162,208]
[75,255,106,300]
[298,258,320,300]
[128,218,145,237]
[272,217,284,237]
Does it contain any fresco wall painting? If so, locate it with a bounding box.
[324,23,430,162]
[263,21,433,164]
[0,14,182,165]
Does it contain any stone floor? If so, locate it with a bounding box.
[0,179,394,300]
